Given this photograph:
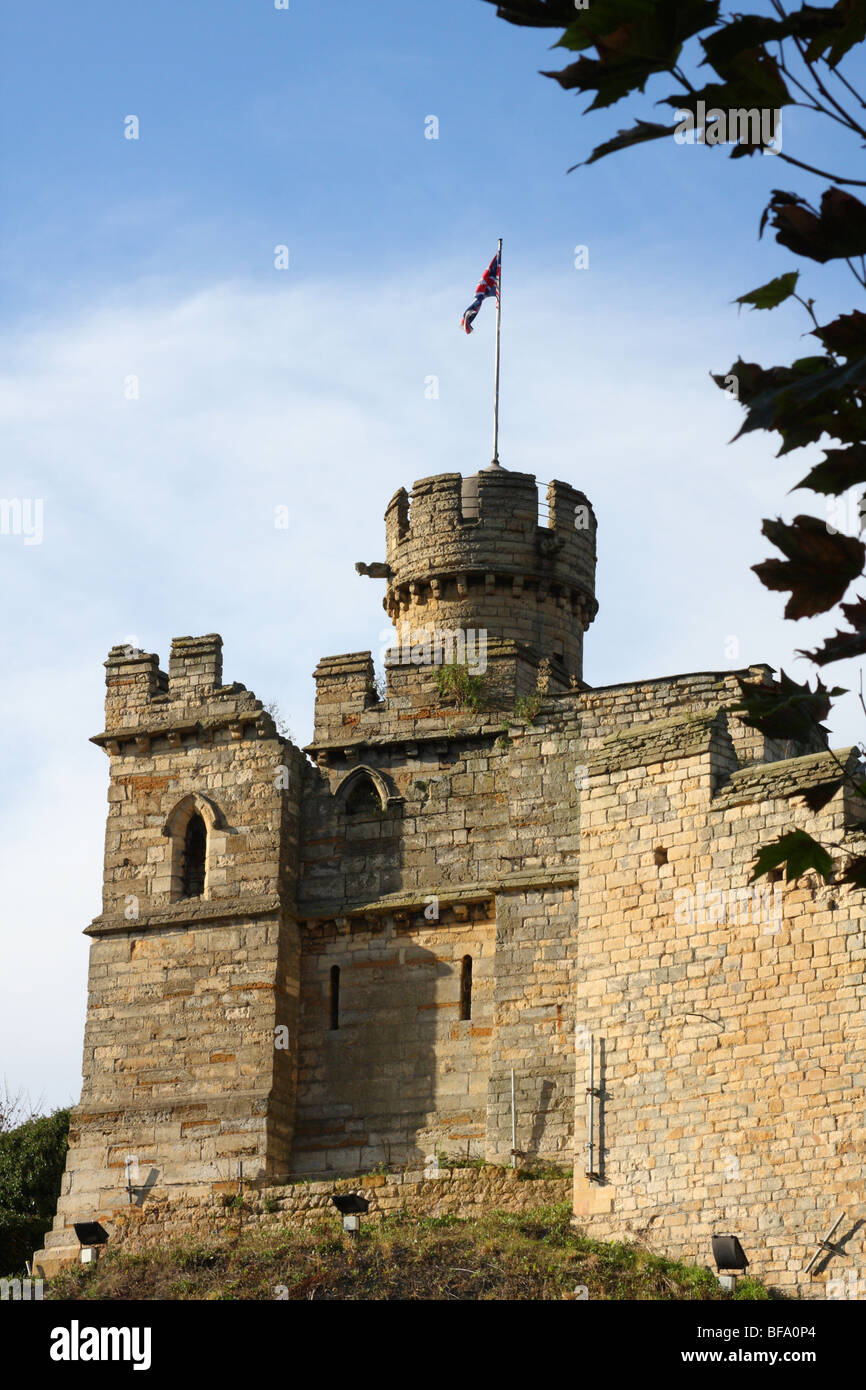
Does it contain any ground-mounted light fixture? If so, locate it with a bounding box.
[331,1193,369,1237]
[73,1221,109,1266]
[712,1233,749,1292]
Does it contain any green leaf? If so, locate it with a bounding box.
[732,669,843,742]
[661,57,792,121]
[735,272,799,311]
[753,515,865,619]
[805,0,866,66]
[701,7,837,77]
[750,829,835,883]
[544,54,658,109]
[768,187,866,264]
[721,352,866,456]
[478,1,578,29]
[554,0,656,52]
[793,446,866,496]
[575,118,676,169]
[799,596,866,665]
[810,310,866,360]
[543,0,720,110]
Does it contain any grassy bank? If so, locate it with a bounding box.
[46,1203,769,1301]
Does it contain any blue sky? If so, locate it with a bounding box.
[2,1,864,1110]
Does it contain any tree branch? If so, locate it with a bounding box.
[771,149,866,186]
[828,62,866,113]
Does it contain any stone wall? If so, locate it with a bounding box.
[292,909,496,1173]
[35,638,305,1274]
[571,672,866,1297]
[295,678,588,1170]
[106,1166,572,1254]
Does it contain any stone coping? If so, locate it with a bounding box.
[69,1091,272,1123]
[588,709,725,774]
[578,663,772,697]
[85,893,285,937]
[85,866,582,934]
[304,717,550,758]
[714,747,859,808]
[297,866,579,921]
[91,708,273,751]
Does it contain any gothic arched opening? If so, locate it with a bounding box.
[345,777,382,817]
[181,813,207,898]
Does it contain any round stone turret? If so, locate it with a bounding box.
[382,468,597,685]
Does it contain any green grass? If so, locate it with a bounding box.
[44,1203,770,1301]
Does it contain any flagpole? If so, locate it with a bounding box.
[491,237,502,468]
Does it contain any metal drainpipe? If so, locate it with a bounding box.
[586,1034,595,1180]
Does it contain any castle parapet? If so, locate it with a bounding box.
[312,651,376,744]
[102,633,272,738]
[378,468,597,684]
[104,646,166,729]
[168,634,223,695]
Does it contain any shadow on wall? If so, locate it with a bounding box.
[292,926,448,1175]
[528,1078,556,1156]
[293,768,494,1174]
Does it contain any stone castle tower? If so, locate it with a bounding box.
[36,464,866,1296]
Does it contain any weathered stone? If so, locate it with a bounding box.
[33,467,866,1302]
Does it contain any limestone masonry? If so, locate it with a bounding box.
[35,465,866,1296]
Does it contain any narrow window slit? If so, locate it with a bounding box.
[329,965,340,1031]
[459,955,472,1021]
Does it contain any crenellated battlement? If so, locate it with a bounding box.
[168,633,224,694]
[385,470,596,590]
[379,468,597,684]
[101,634,268,735]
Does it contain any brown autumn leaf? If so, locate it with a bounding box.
[753,515,865,618]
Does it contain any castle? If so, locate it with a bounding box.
[35,464,866,1296]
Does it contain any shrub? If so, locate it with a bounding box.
[512,693,543,724]
[0,1107,70,1273]
[435,663,487,712]
[0,1107,69,1216]
[0,1211,49,1276]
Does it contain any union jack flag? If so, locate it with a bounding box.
[461,250,500,334]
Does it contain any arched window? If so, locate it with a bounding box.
[161,793,223,903]
[329,965,340,1031]
[459,955,472,1021]
[332,764,401,816]
[181,813,207,898]
[345,778,381,816]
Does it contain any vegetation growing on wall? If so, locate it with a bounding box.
[435,661,488,712]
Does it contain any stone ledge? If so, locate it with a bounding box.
[587,709,725,775]
[714,747,859,808]
[85,893,286,936]
[297,867,579,921]
[579,663,772,699]
[91,709,278,754]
